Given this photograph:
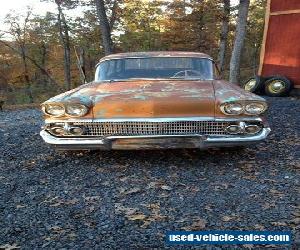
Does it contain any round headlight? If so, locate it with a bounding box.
[65,103,89,117]
[221,103,243,115]
[245,103,267,115]
[44,103,65,117]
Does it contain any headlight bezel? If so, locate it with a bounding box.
[244,102,268,115]
[220,102,244,115]
[220,101,267,116]
[65,103,89,117]
[42,102,89,118]
[42,103,66,117]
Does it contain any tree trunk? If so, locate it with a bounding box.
[56,1,71,90]
[79,47,86,81]
[20,47,34,103]
[109,0,118,29]
[218,0,230,76]
[74,46,87,84]
[39,42,48,85]
[229,0,250,84]
[94,0,114,55]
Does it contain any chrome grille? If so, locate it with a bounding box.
[70,120,229,137]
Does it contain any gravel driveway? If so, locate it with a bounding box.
[0,97,299,250]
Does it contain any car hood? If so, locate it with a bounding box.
[46,80,216,118]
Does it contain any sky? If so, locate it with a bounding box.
[0,0,57,20]
[0,0,82,35]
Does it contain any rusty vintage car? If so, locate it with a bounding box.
[40,51,271,150]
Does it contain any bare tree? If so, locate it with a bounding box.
[94,0,114,55]
[55,0,71,90]
[2,12,34,102]
[229,0,250,84]
[74,46,86,84]
[218,0,230,76]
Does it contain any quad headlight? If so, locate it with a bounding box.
[245,102,267,115]
[222,103,244,115]
[43,103,65,117]
[65,103,89,117]
[220,101,267,115]
[42,103,89,117]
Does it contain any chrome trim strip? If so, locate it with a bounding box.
[206,128,271,143]
[40,127,271,150]
[97,57,214,67]
[45,117,264,123]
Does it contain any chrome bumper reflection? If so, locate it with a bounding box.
[40,128,271,150]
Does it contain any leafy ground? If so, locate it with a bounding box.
[0,97,299,250]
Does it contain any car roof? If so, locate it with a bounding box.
[99,51,213,62]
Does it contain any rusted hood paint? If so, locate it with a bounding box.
[44,80,216,118]
[91,80,215,118]
[44,79,266,120]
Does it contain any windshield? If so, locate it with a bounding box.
[95,57,214,81]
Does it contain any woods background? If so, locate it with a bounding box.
[0,0,266,105]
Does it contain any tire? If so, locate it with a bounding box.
[264,76,293,97]
[242,76,263,94]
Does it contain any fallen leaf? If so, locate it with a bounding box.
[270,221,287,226]
[123,187,141,195]
[84,195,101,202]
[269,189,284,197]
[68,233,77,239]
[214,183,229,191]
[181,218,207,230]
[64,199,79,205]
[120,176,128,182]
[262,202,276,210]
[222,215,234,222]
[50,202,62,207]
[253,224,265,230]
[141,220,151,228]
[115,203,138,215]
[161,185,172,191]
[16,204,26,209]
[147,181,159,188]
[126,214,147,221]
[50,226,63,233]
[243,244,254,249]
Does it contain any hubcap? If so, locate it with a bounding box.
[269,80,285,93]
[245,79,256,91]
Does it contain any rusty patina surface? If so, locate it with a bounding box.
[44,80,214,119]
[43,51,265,120]
[41,52,271,150]
[44,80,264,120]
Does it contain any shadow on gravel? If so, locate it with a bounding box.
[51,146,250,169]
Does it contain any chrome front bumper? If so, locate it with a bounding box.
[40,128,271,150]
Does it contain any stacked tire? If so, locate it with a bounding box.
[243,75,293,97]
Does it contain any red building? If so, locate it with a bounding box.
[258,0,300,95]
